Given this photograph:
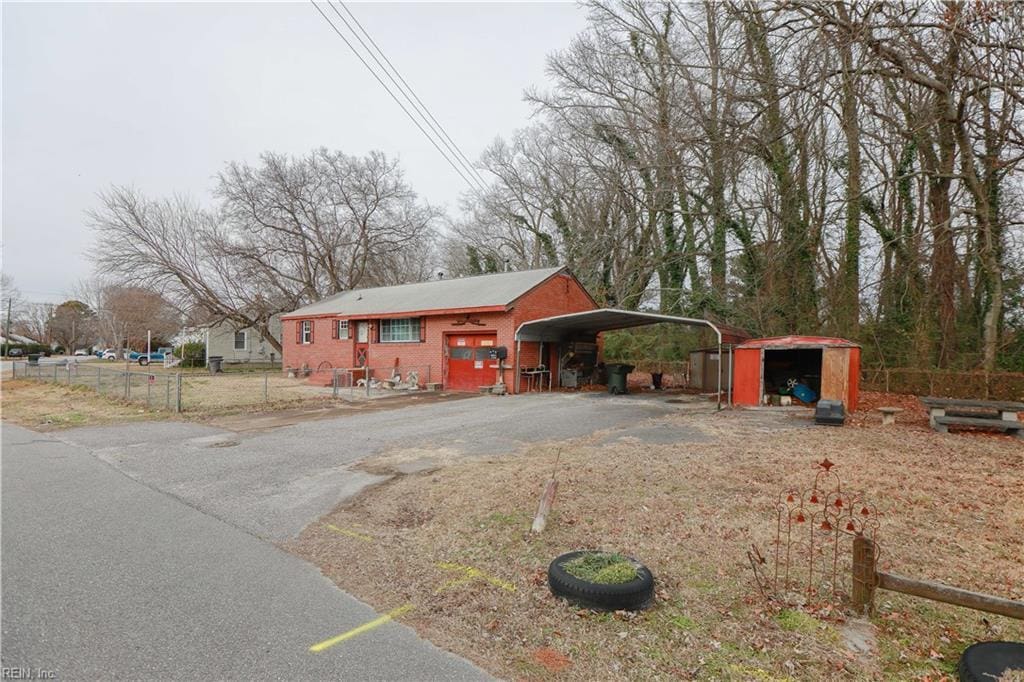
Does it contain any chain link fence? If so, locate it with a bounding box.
[9,360,440,414]
[11,360,182,411]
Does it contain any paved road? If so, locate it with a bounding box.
[1,424,488,680]
[53,392,688,540]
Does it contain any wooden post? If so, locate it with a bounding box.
[175,373,182,413]
[531,479,558,534]
[851,535,876,615]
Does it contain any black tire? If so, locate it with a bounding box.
[548,550,654,612]
[958,641,1024,682]
[138,357,150,366]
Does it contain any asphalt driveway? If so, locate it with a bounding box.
[52,392,695,540]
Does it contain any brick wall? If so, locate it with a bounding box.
[512,272,597,386]
[281,271,598,392]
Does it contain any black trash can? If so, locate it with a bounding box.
[606,364,635,395]
[208,356,223,374]
[27,353,41,366]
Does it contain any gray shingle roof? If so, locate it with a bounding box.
[284,267,566,318]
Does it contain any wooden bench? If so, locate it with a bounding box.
[920,397,1024,439]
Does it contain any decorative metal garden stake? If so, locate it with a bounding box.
[750,459,878,607]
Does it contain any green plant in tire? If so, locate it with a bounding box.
[561,552,639,585]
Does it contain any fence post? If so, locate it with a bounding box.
[67,364,72,386]
[851,535,877,616]
[97,366,101,393]
[126,371,131,400]
[332,369,338,399]
[166,375,171,410]
[264,371,270,402]
[53,364,59,383]
[175,373,182,413]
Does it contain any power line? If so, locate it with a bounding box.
[309,1,487,194]
[333,1,489,189]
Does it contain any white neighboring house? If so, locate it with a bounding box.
[204,315,283,364]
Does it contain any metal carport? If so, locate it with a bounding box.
[514,308,730,408]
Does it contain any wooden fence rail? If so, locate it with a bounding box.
[852,536,1024,619]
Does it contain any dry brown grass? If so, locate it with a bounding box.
[287,399,1023,681]
[179,372,334,412]
[0,378,172,430]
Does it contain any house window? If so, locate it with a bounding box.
[301,320,313,344]
[233,330,247,351]
[335,320,349,340]
[379,317,421,343]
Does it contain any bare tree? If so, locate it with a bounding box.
[89,149,441,353]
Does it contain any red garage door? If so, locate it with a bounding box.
[446,334,497,391]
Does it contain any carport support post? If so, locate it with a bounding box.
[514,338,521,395]
[716,337,722,410]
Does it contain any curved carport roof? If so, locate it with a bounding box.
[514,308,729,408]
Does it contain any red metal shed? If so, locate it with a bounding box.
[732,336,861,411]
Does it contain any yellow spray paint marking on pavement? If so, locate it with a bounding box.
[436,562,516,593]
[323,523,374,543]
[309,604,414,653]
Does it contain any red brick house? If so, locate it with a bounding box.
[281,267,597,392]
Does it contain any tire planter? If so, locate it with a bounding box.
[548,550,654,612]
[958,641,1024,682]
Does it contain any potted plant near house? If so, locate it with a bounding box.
[548,550,654,611]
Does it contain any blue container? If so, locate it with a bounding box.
[792,383,817,403]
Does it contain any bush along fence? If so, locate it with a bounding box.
[11,360,183,412]
[861,367,1024,401]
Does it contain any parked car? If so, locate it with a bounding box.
[128,347,173,366]
[102,349,121,361]
[8,348,24,357]
[73,349,89,356]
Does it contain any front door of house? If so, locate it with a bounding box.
[354,321,369,368]
[446,334,497,391]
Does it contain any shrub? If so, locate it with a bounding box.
[176,342,206,368]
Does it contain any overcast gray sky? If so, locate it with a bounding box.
[2,1,587,303]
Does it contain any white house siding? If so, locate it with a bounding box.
[205,315,282,364]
